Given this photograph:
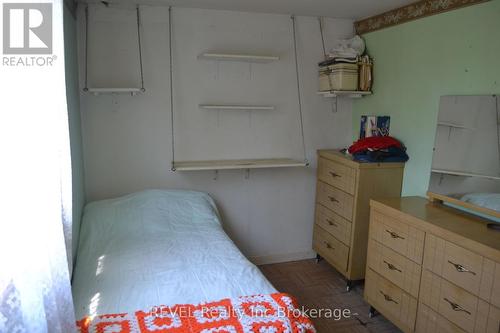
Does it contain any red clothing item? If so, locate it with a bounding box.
[348,136,402,154]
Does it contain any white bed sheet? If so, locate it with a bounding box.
[71,190,275,319]
[461,192,500,212]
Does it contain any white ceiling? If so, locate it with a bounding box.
[84,0,416,20]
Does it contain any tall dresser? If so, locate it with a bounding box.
[312,150,405,290]
[365,197,500,333]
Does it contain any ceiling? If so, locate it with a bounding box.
[82,0,417,20]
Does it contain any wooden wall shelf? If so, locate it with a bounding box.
[317,90,372,98]
[199,104,275,110]
[173,158,308,171]
[85,88,144,95]
[198,53,279,63]
[437,121,468,129]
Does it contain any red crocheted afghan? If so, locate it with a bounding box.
[76,293,316,333]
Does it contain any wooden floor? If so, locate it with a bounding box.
[259,259,401,333]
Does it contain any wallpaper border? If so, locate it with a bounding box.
[355,0,490,35]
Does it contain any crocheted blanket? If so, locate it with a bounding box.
[76,293,316,333]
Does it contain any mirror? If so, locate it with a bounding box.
[428,95,500,217]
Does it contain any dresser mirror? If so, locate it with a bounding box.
[428,95,500,218]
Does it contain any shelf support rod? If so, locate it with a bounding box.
[291,15,308,165]
[169,6,176,171]
[136,5,146,92]
[83,5,89,92]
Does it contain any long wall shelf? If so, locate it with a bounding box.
[199,104,275,110]
[85,88,144,95]
[317,90,372,98]
[173,158,308,171]
[198,52,279,63]
[431,169,500,180]
[437,121,468,129]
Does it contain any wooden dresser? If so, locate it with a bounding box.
[312,150,405,290]
[365,197,500,333]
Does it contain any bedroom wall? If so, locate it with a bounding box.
[77,5,355,263]
[352,0,500,196]
[64,4,86,265]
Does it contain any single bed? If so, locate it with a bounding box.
[72,189,276,320]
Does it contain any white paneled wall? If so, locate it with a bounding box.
[77,5,354,263]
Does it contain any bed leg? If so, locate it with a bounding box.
[315,254,322,263]
[368,306,377,318]
[346,280,353,292]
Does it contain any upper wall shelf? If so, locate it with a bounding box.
[317,90,372,98]
[437,121,469,129]
[199,104,275,110]
[85,88,144,96]
[198,52,280,63]
[173,158,308,171]
[431,169,500,180]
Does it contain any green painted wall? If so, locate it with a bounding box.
[64,5,86,267]
[353,0,500,196]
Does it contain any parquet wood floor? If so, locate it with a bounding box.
[259,259,401,333]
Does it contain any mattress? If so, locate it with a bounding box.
[71,190,275,320]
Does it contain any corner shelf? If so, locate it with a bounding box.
[173,158,308,171]
[317,90,372,98]
[84,88,144,96]
[437,121,468,129]
[199,104,275,110]
[198,52,279,63]
[431,169,500,180]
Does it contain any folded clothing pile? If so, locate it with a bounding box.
[348,136,409,163]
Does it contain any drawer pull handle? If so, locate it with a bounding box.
[326,219,338,227]
[328,196,339,203]
[448,260,476,275]
[323,241,334,250]
[379,291,398,304]
[383,260,402,273]
[329,171,341,178]
[443,298,471,315]
[385,229,405,240]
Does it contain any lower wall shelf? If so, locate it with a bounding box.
[173,158,308,171]
[84,88,144,95]
[317,90,372,98]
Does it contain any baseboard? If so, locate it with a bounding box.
[249,250,316,265]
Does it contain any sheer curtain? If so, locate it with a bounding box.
[0,0,76,332]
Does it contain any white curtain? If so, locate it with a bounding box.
[0,0,76,332]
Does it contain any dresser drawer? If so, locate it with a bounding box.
[475,300,500,333]
[317,157,356,195]
[484,260,500,308]
[424,234,483,297]
[420,270,479,333]
[315,204,352,246]
[313,225,349,272]
[367,240,421,298]
[369,210,425,264]
[316,181,354,221]
[364,269,418,333]
[416,303,466,333]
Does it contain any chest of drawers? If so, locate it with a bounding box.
[365,197,500,333]
[313,150,405,289]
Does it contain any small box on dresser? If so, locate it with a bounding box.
[365,197,500,333]
[313,150,405,290]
